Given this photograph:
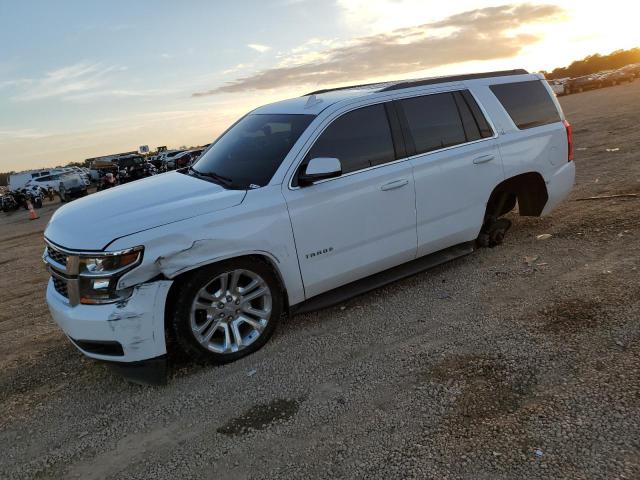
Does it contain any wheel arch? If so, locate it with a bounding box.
[486,171,548,217]
[163,252,290,338]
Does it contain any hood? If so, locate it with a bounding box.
[45,171,246,250]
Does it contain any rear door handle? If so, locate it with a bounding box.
[380,179,409,191]
[473,154,495,165]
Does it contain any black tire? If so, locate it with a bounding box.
[486,218,512,248]
[59,187,67,203]
[170,257,283,364]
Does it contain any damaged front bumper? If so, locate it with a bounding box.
[46,278,172,384]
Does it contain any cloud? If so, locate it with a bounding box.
[247,43,272,53]
[12,62,125,102]
[194,3,565,96]
[337,0,431,32]
[0,78,33,89]
[0,128,53,141]
[63,88,175,103]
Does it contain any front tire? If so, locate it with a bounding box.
[170,258,282,364]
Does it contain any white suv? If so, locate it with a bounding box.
[43,70,575,383]
[28,172,88,201]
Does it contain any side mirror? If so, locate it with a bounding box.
[298,157,342,187]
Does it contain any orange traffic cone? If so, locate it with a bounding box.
[27,200,39,220]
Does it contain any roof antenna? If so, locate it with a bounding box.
[305,94,323,109]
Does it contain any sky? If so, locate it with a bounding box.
[1,0,639,172]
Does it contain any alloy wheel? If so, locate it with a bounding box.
[190,269,272,354]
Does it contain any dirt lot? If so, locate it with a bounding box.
[1,82,639,480]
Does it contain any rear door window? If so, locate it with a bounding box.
[304,103,396,175]
[459,90,493,139]
[398,92,466,155]
[490,80,560,129]
[453,92,481,142]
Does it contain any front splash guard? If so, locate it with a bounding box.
[102,355,168,386]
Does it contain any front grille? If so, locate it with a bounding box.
[47,246,68,268]
[44,241,81,306]
[52,275,69,298]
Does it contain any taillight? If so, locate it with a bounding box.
[563,119,573,162]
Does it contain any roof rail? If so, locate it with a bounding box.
[303,69,529,96]
[378,69,529,92]
[304,81,392,96]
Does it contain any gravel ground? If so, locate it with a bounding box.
[1,82,639,480]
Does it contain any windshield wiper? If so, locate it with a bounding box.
[188,166,236,188]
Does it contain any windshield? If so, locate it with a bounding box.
[191,113,315,189]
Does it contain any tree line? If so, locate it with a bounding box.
[542,47,640,79]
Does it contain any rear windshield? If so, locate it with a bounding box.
[193,114,315,189]
[490,80,560,130]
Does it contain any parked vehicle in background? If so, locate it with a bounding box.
[27,174,64,192]
[169,149,204,170]
[27,172,87,202]
[548,79,567,96]
[8,187,42,210]
[23,185,45,208]
[618,63,640,78]
[8,170,51,191]
[41,185,56,201]
[69,166,92,185]
[148,156,167,172]
[184,148,204,166]
[43,69,574,384]
[57,173,88,202]
[565,75,602,94]
[1,193,19,212]
[159,150,186,170]
[116,155,156,184]
[601,68,635,86]
[90,159,120,184]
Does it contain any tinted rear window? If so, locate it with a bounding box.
[460,90,493,139]
[490,80,560,129]
[398,93,466,154]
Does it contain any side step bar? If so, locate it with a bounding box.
[291,241,475,315]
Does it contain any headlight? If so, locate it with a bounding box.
[78,247,143,305]
[44,242,144,306]
[79,250,141,275]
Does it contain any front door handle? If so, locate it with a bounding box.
[473,154,495,164]
[380,179,409,191]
